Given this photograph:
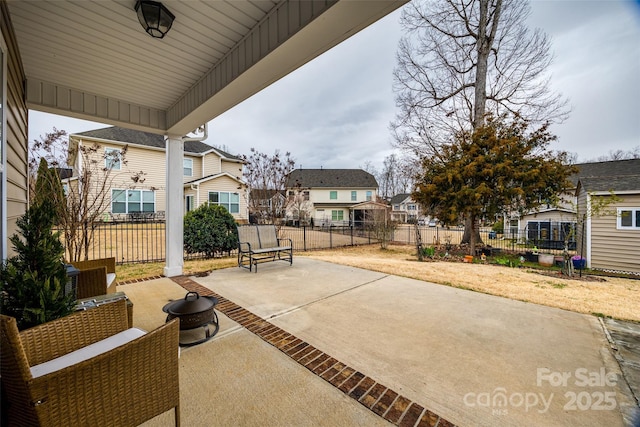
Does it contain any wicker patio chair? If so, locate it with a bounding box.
[70,257,117,299]
[0,300,181,426]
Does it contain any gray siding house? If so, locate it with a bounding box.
[575,159,640,274]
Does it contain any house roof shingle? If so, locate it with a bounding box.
[73,126,240,159]
[286,169,378,188]
[572,159,640,192]
[390,193,411,204]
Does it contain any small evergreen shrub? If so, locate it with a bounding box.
[184,204,238,258]
[0,199,75,330]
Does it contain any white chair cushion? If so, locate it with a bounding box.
[106,273,117,287]
[30,328,146,378]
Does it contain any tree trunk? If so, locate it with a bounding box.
[461,216,483,246]
[468,216,478,256]
[461,0,501,249]
[473,0,502,128]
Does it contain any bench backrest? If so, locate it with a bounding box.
[237,225,260,248]
[257,225,278,248]
[237,224,282,249]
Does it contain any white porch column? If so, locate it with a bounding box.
[164,135,184,277]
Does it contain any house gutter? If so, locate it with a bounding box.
[585,194,592,268]
[183,125,208,189]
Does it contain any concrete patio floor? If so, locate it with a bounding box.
[120,258,640,427]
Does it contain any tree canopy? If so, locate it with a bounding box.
[412,114,577,254]
[391,0,569,155]
[241,148,295,224]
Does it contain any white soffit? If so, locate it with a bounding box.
[7,0,407,135]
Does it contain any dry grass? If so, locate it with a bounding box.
[299,244,640,322]
[116,244,640,322]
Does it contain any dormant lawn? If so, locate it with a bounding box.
[117,244,640,322]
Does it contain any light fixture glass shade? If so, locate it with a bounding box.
[135,0,175,39]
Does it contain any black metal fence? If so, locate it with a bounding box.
[60,221,384,265]
[60,220,576,265]
[391,225,577,255]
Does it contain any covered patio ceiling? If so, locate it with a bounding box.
[7,0,407,136]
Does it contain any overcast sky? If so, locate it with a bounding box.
[30,0,640,170]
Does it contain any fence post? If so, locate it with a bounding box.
[350,224,354,246]
[303,225,307,251]
[330,226,333,249]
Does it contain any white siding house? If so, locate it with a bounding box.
[69,127,248,222]
[285,169,384,226]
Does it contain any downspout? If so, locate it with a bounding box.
[190,184,200,209]
[183,125,207,209]
[585,194,592,268]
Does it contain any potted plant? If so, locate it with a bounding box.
[0,199,75,330]
[538,253,555,267]
[571,255,586,270]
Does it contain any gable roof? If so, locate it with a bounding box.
[286,169,378,189]
[573,159,640,192]
[72,126,240,159]
[390,193,411,204]
[184,172,245,187]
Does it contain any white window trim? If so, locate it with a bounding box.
[617,207,640,229]
[208,191,240,214]
[105,147,122,170]
[111,189,156,214]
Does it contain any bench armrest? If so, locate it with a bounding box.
[277,237,293,247]
[238,241,253,253]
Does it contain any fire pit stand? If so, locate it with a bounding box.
[162,292,220,347]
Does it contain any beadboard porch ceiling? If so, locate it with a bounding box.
[6,0,406,136]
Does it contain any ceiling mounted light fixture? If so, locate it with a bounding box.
[135,0,175,39]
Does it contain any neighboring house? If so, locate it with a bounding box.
[68,127,248,222]
[504,160,637,249]
[285,168,385,226]
[248,189,286,223]
[390,193,422,223]
[575,158,640,274]
[1,1,402,275]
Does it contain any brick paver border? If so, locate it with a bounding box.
[171,275,456,427]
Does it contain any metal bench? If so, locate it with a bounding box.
[237,224,293,272]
